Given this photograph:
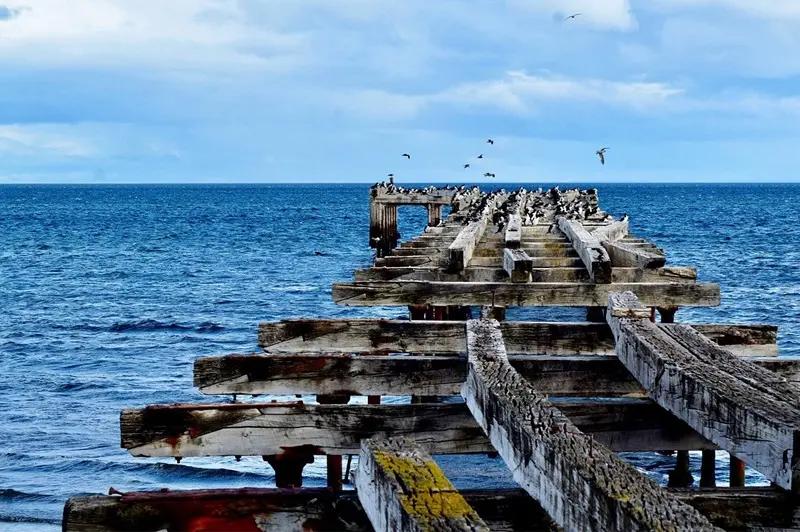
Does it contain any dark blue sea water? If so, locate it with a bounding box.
[1,183,799,530]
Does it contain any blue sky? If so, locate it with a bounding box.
[1,0,800,183]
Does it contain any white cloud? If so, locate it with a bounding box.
[652,0,800,19]
[0,125,95,156]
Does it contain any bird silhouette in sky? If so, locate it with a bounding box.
[596,147,609,165]
[402,153,411,159]
[477,154,483,159]
[464,164,470,169]
[487,138,494,145]
[565,13,581,20]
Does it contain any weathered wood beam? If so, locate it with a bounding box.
[607,291,800,491]
[468,256,583,268]
[195,353,798,397]
[504,213,522,249]
[502,248,533,282]
[260,318,776,356]
[354,265,697,283]
[257,318,775,356]
[63,486,800,532]
[591,218,629,242]
[356,437,489,532]
[461,319,720,531]
[120,399,716,458]
[448,219,489,272]
[557,217,612,283]
[331,281,721,307]
[603,240,666,268]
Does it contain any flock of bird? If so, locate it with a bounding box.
[452,185,610,228]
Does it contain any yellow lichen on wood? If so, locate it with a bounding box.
[372,450,478,527]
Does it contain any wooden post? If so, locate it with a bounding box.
[263,453,314,489]
[700,450,717,488]
[355,437,490,532]
[660,306,693,488]
[317,394,351,491]
[730,456,746,487]
[427,204,442,227]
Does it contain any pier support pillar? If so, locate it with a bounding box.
[730,456,746,487]
[657,306,679,324]
[317,394,351,491]
[369,202,398,257]
[426,203,442,227]
[667,450,694,487]
[585,306,605,322]
[700,450,716,488]
[263,453,314,489]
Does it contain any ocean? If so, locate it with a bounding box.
[1,183,799,530]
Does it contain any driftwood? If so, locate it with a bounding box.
[461,319,720,531]
[355,437,489,532]
[331,281,721,307]
[607,291,800,490]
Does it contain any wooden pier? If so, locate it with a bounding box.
[64,185,800,531]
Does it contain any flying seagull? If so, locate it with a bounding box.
[477,154,484,159]
[402,153,411,159]
[565,13,581,20]
[387,173,394,177]
[596,147,609,165]
[463,164,470,169]
[487,138,494,145]
[483,172,496,178]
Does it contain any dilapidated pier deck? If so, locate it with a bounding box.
[64,185,800,532]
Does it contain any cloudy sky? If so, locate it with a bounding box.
[1,0,799,183]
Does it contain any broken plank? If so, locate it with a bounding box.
[331,281,721,307]
[448,219,489,272]
[557,217,612,283]
[603,240,666,268]
[120,399,714,458]
[503,248,533,283]
[356,437,489,532]
[504,213,522,249]
[462,318,721,532]
[194,353,799,397]
[607,291,800,490]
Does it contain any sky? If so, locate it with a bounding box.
[1,0,800,183]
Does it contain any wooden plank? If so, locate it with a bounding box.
[331,281,721,307]
[468,256,583,268]
[258,319,775,356]
[448,219,489,272]
[504,213,522,248]
[195,353,799,397]
[607,291,800,490]
[591,218,629,242]
[503,248,533,282]
[557,217,612,283]
[603,240,666,268]
[120,399,716,458]
[461,319,720,531]
[356,437,489,532]
[62,486,800,532]
[354,266,697,283]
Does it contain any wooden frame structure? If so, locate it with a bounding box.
[64,185,800,531]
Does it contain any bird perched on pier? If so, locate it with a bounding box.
[565,13,581,20]
[596,147,608,165]
[402,153,411,159]
[463,164,470,169]
[487,138,494,145]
